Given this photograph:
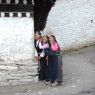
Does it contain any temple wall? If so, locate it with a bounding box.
[0,18,34,61]
[44,0,95,51]
[0,18,37,86]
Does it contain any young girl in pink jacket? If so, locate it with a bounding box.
[48,35,63,86]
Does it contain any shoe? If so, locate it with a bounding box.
[45,81,50,85]
[57,82,64,86]
[50,82,57,87]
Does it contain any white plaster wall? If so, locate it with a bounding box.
[0,18,34,61]
[44,0,95,51]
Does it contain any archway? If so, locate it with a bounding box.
[34,0,57,32]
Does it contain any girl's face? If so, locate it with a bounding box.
[43,36,48,43]
[35,32,41,40]
[49,36,55,43]
[47,34,51,37]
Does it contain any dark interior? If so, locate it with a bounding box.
[34,0,56,32]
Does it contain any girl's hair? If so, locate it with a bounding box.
[50,35,60,51]
[43,35,51,47]
[50,35,57,42]
[35,31,41,36]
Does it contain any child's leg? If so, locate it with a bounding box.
[57,55,64,85]
[39,58,46,81]
[51,56,58,83]
[45,56,51,82]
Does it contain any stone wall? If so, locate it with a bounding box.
[0,60,37,86]
[0,18,37,86]
[44,0,95,51]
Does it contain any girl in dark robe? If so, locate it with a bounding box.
[34,32,46,81]
[48,35,63,86]
[38,36,50,84]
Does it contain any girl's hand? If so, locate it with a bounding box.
[46,56,48,60]
[34,57,38,62]
[35,57,38,60]
[37,56,41,60]
[46,56,48,65]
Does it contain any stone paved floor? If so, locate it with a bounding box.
[0,59,38,86]
[0,45,95,95]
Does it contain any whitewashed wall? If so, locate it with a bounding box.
[0,18,38,86]
[0,18,34,61]
[44,0,95,51]
[1,0,95,61]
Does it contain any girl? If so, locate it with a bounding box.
[39,36,50,84]
[34,32,46,81]
[48,35,63,86]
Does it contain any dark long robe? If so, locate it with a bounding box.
[34,40,47,81]
[47,51,63,83]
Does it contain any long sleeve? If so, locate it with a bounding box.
[51,43,59,52]
[39,42,49,49]
[40,50,45,57]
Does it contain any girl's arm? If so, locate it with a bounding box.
[39,42,49,49]
[51,43,59,52]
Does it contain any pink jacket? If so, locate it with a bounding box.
[51,42,59,52]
